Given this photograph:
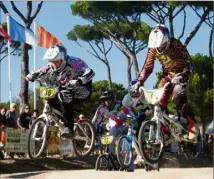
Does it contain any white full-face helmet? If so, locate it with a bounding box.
[43,44,67,71]
[148,24,170,53]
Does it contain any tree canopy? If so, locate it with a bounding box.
[67,24,113,89]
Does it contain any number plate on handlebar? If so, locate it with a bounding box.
[101,135,114,145]
[39,87,57,99]
[125,118,133,125]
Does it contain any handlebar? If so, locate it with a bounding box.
[34,78,74,90]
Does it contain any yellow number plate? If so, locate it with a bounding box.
[39,87,57,99]
[125,118,133,125]
[101,135,113,145]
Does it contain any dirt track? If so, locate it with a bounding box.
[0,154,213,174]
[1,153,213,172]
[1,168,213,179]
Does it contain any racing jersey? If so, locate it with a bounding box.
[138,37,193,83]
[92,101,134,129]
[28,56,95,86]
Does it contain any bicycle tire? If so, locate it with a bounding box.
[116,135,133,169]
[73,120,95,156]
[95,154,109,171]
[183,130,202,159]
[138,120,165,163]
[27,117,48,159]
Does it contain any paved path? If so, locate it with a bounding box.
[1,168,213,179]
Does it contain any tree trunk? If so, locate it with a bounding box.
[19,43,29,112]
[209,25,213,57]
[0,1,43,111]
[184,8,210,46]
[132,54,139,78]
[106,61,112,90]
[169,6,174,38]
[126,57,132,84]
[200,110,206,135]
[107,35,139,80]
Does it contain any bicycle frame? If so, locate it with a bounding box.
[122,117,159,170]
[149,105,199,144]
[137,84,199,144]
[32,100,89,141]
[100,135,121,170]
[126,124,142,162]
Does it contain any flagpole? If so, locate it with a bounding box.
[33,19,37,110]
[0,59,1,103]
[0,8,1,103]
[6,13,12,105]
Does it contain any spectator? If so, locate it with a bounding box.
[76,114,85,122]
[6,103,18,128]
[29,109,39,128]
[0,108,7,147]
[17,105,32,130]
[5,103,18,158]
[0,108,7,128]
[203,119,214,141]
[79,114,85,120]
[32,109,39,120]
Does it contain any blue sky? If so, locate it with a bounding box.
[0,2,211,102]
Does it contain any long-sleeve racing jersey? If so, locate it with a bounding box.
[92,101,134,129]
[138,37,194,83]
[28,56,95,85]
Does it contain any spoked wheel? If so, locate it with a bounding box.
[138,120,165,163]
[72,120,95,156]
[116,135,133,169]
[95,154,109,171]
[27,118,48,159]
[183,130,202,159]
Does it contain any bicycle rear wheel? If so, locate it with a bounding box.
[183,130,202,159]
[138,120,164,163]
[27,117,48,159]
[73,120,95,156]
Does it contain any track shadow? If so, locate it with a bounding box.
[0,155,96,174]
[2,171,46,179]
[0,153,213,174]
[158,153,213,168]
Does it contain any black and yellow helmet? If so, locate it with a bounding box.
[99,90,116,101]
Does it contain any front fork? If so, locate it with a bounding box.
[31,114,49,141]
[148,106,163,149]
[149,106,162,140]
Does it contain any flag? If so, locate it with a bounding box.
[37,24,61,48]
[0,23,10,40]
[9,16,38,45]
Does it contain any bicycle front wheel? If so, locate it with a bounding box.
[95,154,109,171]
[27,117,48,159]
[116,135,133,169]
[138,120,165,163]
